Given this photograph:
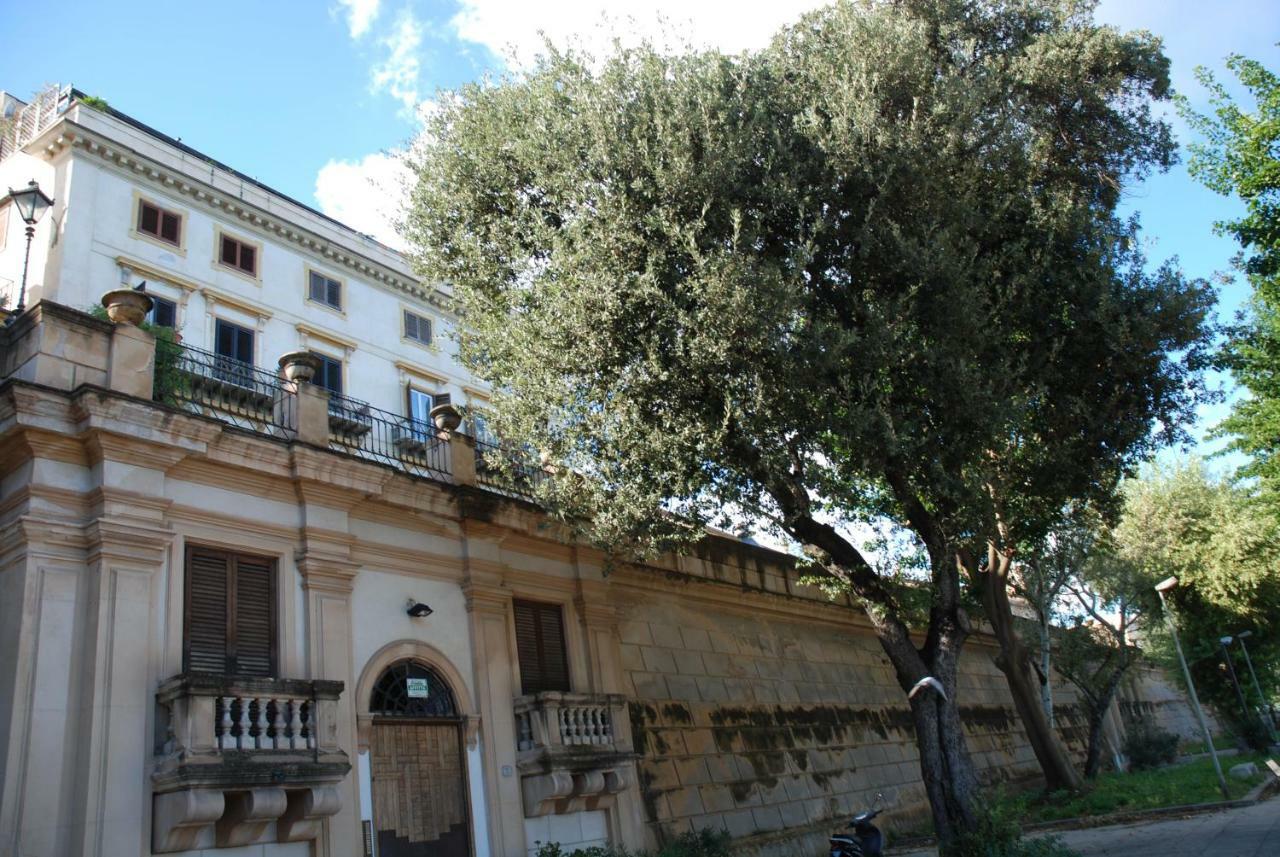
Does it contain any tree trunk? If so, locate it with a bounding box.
[1038,619,1054,729]
[1083,666,1130,779]
[872,613,979,852]
[982,562,1083,792]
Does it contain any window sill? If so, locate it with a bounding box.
[129,228,187,257]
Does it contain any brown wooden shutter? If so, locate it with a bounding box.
[185,546,229,674]
[184,546,276,676]
[232,554,276,677]
[513,600,570,694]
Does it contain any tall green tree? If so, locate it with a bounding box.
[407,1,1213,846]
[1113,461,1280,745]
[1181,55,1280,499]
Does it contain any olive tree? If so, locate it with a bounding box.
[406,0,1213,846]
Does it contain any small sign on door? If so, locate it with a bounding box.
[406,677,430,698]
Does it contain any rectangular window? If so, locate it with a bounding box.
[214,318,254,363]
[137,199,182,246]
[403,310,432,345]
[408,387,434,426]
[308,270,342,310]
[184,545,277,677]
[311,352,343,395]
[512,600,571,695]
[148,296,177,329]
[219,233,258,276]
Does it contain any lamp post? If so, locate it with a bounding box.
[1155,576,1230,800]
[1218,635,1251,721]
[1236,631,1277,742]
[5,179,54,321]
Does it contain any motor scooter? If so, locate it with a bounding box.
[828,794,885,857]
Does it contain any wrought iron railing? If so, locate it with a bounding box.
[474,436,549,499]
[154,338,293,436]
[327,391,450,480]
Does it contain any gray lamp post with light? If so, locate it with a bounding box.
[4,179,54,322]
[1155,576,1229,800]
[1219,635,1251,721]
[1235,631,1277,742]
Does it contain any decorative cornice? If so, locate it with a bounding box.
[48,121,454,311]
[115,255,200,292]
[202,286,273,320]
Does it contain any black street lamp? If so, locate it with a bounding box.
[5,179,54,321]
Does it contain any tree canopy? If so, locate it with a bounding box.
[1182,55,1280,499]
[406,0,1215,844]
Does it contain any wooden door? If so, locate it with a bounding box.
[370,721,471,857]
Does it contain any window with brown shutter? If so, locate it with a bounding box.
[137,199,182,246]
[184,545,277,676]
[218,233,258,276]
[512,600,570,694]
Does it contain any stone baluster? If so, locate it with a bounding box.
[600,707,612,741]
[516,712,532,751]
[289,699,305,750]
[255,698,271,749]
[236,696,252,749]
[272,698,286,749]
[218,697,236,750]
[589,707,602,743]
[304,701,316,750]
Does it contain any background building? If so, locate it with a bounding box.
[0,86,1212,857]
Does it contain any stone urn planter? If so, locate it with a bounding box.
[430,394,462,433]
[278,350,321,383]
[100,288,153,325]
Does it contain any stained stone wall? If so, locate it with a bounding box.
[611,544,1203,856]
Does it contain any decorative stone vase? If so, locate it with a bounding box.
[277,351,321,383]
[430,395,462,433]
[100,288,153,325]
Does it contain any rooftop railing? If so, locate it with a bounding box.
[1,84,72,161]
[327,390,451,481]
[154,338,293,436]
[475,436,549,500]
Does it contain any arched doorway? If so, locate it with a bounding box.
[367,660,472,857]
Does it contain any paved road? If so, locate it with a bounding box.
[893,797,1279,857]
[1045,798,1279,857]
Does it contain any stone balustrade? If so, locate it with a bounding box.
[151,673,350,852]
[512,691,635,817]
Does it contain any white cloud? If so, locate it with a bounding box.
[371,7,424,114]
[448,0,827,68]
[315,150,413,250]
[336,0,381,38]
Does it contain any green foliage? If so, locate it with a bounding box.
[1180,55,1280,501]
[1121,722,1179,770]
[77,94,110,111]
[534,828,730,857]
[1113,461,1280,733]
[409,0,1211,580]
[945,794,1078,857]
[995,752,1269,823]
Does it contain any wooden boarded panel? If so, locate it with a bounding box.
[370,723,470,857]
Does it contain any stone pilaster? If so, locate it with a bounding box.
[463,571,525,857]
[297,550,361,857]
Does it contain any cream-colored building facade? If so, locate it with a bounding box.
[0,88,1211,857]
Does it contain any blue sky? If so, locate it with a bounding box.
[1,0,1276,459]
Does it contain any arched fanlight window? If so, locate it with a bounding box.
[369,660,459,718]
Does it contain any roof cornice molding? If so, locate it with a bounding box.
[33,120,452,313]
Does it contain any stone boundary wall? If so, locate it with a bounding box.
[614,541,1205,856]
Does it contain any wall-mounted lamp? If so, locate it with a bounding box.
[406,600,433,618]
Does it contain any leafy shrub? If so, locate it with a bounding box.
[1122,722,1179,770]
[944,793,1080,857]
[535,828,731,857]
